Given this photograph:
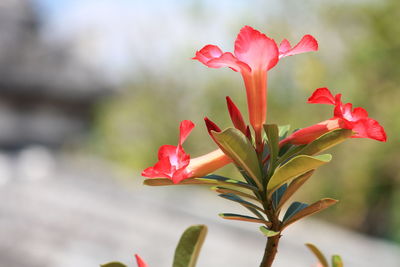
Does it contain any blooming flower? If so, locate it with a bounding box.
[135,254,148,267]
[283,88,387,145]
[142,120,231,184]
[194,26,318,150]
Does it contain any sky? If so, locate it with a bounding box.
[29,0,362,84]
[30,0,284,82]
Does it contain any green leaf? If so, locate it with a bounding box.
[305,243,329,267]
[211,186,259,201]
[282,201,308,222]
[212,128,263,189]
[144,176,258,192]
[276,170,314,212]
[259,226,280,237]
[218,193,266,220]
[267,154,332,197]
[199,175,258,191]
[276,144,306,165]
[278,125,291,139]
[332,255,344,267]
[219,213,271,226]
[272,184,287,210]
[100,262,127,267]
[264,124,280,169]
[300,129,353,156]
[173,225,208,267]
[236,166,260,188]
[144,178,213,186]
[283,198,338,229]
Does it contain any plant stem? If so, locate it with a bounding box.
[260,234,281,267]
[260,203,282,267]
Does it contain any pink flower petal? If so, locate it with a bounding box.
[158,144,178,160]
[341,103,354,121]
[193,45,223,64]
[171,168,193,184]
[142,157,173,178]
[351,107,369,120]
[234,26,279,71]
[307,88,336,105]
[206,52,250,72]
[279,39,292,54]
[333,94,344,117]
[193,45,250,72]
[179,120,195,146]
[351,118,387,141]
[141,166,162,178]
[153,157,174,177]
[175,148,191,168]
[279,34,318,58]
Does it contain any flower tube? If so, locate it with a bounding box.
[194,26,318,150]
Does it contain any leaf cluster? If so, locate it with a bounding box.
[145,126,352,237]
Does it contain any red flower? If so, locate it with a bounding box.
[142,120,194,184]
[142,120,231,184]
[284,88,387,145]
[135,254,148,267]
[194,26,317,149]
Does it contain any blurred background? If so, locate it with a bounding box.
[0,0,399,266]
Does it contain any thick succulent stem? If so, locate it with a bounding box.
[260,202,282,267]
[260,234,281,267]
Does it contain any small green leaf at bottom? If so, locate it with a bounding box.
[100,262,127,267]
[305,243,329,267]
[173,225,207,267]
[332,255,344,267]
[259,226,280,237]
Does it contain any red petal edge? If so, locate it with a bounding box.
[279,39,292,54]
[204,117,221,135]
[351,118,387,142]
[307,87,336,105]
[179,120,195,146]
[234,25,279,71]
[193,45,223,64]
[279,34,318,58]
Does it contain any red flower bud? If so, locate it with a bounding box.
[226,96,247,134]
[204,117,221,135]
[135,254,148,267]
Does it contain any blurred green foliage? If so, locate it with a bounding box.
[91,0,400,242]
